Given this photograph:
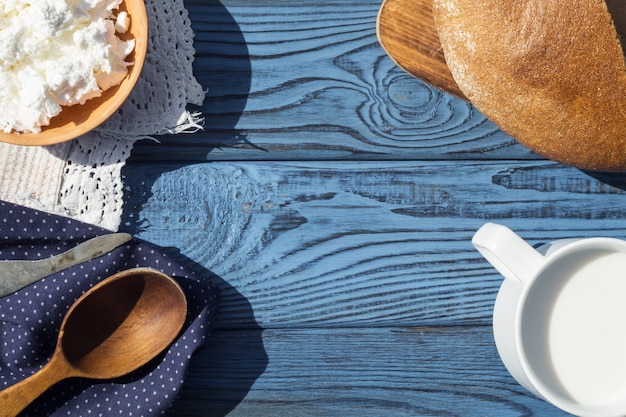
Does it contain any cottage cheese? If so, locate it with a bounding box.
[0,0,135,134]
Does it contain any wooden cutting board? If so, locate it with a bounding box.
[376,0,466,99]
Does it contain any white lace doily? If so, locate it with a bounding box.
[0,0,205,231]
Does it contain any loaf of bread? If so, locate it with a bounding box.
[432,0,626,171]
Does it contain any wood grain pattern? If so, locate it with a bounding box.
[122,160,626,329]
[129,0,526,162]
[377,0,464,99]
[120,1,626,415]
[170,327,570,416]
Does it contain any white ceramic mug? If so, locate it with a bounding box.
[473,222,626,417]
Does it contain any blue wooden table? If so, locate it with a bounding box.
[120,1,626,415]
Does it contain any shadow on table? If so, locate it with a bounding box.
[120,0,252,211]
[585,171,626,191]
[146,249,268,417]
[120,2,264,415]
[96,234,268,417]
[187,0,254,151]
[129,0,254,157]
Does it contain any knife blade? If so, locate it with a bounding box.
[0,233,132,297]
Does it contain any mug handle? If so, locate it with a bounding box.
[472,223,544,284]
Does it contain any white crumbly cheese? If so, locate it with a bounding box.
[0,0,135,134]
[115,11,129,33]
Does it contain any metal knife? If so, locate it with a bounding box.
[0,233,132,297]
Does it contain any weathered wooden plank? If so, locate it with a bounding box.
[169,326,569,416]
[122,3,626,415]
[120,160,626,329]
[130,0,532,161]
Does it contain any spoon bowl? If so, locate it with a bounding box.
[0,268,187,417]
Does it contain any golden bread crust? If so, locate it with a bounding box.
[433,0,626,171]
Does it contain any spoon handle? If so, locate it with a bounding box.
[0,354,71,417]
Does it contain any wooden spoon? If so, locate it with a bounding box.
[0,268,187,417]
[376,0,466,99]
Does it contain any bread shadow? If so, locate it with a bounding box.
[606,0,626,53]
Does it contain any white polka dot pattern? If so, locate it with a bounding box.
[0,201,220,416]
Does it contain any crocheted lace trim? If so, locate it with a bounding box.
[0,0,204,231]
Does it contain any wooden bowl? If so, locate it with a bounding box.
[0,0,148,146]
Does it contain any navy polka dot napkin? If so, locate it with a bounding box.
[0,201,220,416]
